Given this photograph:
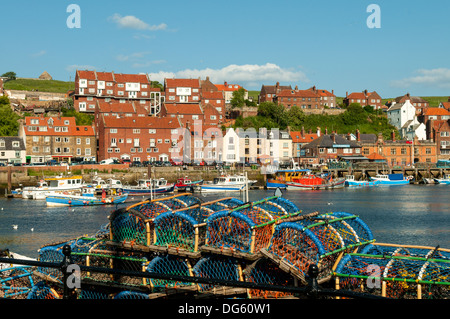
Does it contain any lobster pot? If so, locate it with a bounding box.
[244,258,297,299]
[81,249,148,287]
[205,205,274,255]
[254,196,299,218]
[154,208,214,253]
[109,194,202,246]
[192,256,242,293]
[113,291,149,299]
[0,266,36,299]
[27,282,60,299]
[334,243,450,299]
[145,255,194,290]
[265,212,374,283]
[201,197,244,212]
[152,198,239,253]
[37,237,101,281]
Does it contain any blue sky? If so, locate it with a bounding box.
[1,0,450,98]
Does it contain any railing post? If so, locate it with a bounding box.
[61,244,74,299]
[306,264,319,299]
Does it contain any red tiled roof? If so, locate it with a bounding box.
[346,92,367,99]
[25,117,94,136]
[96,71,114,82]
[77,70,96,80]
[424,107,450,116]
[367,152,386,160]
[277,89,319,98]
[164,103,203,114]
[165,78,200,88]
[290,131,319,143]
[114,73,149,83]
[215,83,245,92]
[201,91,224,99]
[102,115,180,129]
[440,102,450,110]
[316,89,335,97]
[97,101,136,113]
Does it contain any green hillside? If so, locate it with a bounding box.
[3,78,74,94]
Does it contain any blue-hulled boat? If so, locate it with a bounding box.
[46,191,128,207]
[434,174,450,185]
[369,173,412,185]
[345,175,380,187]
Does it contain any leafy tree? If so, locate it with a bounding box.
[61,107,94,125]
[230,88,247,109]
[286,106,306,130]
[0,96,20,135]
[1,71,16,81]
[339,103,367,126]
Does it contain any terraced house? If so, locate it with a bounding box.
[19,116,96,164]
[73,70,163,116]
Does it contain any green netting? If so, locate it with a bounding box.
[192,256,241,292]
[334,244,450,299]
[244,258,297,299]
[146,255,194,288]
[265,211,374,282]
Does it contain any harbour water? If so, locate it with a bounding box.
[0,184,448,258]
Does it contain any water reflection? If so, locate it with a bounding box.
[0,184,448,258]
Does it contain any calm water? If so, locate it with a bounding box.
[0,184,449,258]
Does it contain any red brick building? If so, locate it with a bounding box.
[258,82,292,104]
[97,114,182,162]
[307,86,337,108]
[73,70,163,115]
[343,90,383,110]
[201,90,225,120]
[275,86,321,110]
[20,116,96,163]
[164,78,201,104]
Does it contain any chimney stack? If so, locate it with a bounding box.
[391,130,395,141]
[301,126,305,137]
[317,127,321,137]
[356,129,360,142]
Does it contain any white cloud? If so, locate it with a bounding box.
[31,50,46,57]
[65,64,97,72]
[116,51,152,62]
[148,63,308,88]
[391,68,450,89]
[109,14,167,31]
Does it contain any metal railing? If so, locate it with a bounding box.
[0,245,386,300]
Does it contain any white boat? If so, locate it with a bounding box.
[344,175,380,187]
[21,175,85,200]
[369,173,412,186]
[122,178,175,195]
[434,174,450,185]
[199,174,257,193]
[423,177,436,184]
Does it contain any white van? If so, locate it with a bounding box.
[99,159,115,165]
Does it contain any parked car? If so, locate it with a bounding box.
[99,159,115,165]
[130,161,142,167]
[121,159,132,165]
[170,159,183,166]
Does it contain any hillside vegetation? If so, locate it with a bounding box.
[3,78,74,93]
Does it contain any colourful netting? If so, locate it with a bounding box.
[27,282,60,299]
[146,255,194,289]
[205,196,298,255]
[153,198,242,252]
[114,291,149,299]
[192,256,241,292]
[334,243,450,299]
[244,258,297,299]
[265,211,374,282]
[0,266,35,299]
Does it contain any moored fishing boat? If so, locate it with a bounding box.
[45,188,128,207]
[122,178,174,195]
[434,174,450,185]
[266,168,311,189]
[174,177,203,191]
[369,173,412,185]
[344,175,380,187]
[21,175,85,200]
[286,175,345,190]
[199,174,256,193]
